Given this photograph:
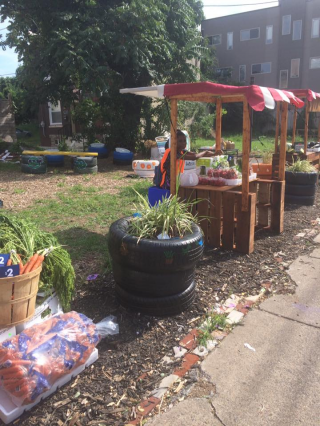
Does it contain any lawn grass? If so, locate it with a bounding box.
[8,178,151,273]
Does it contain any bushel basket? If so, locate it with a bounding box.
[0,266,42,327]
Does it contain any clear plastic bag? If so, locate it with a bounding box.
[0,311,118,407]
[96,315,119,337]
[180,170,199,187]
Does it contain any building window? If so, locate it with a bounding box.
[310,57,320,69]
[240,28,260,41]
[291,59,300,78]
[48,101,62,125]
[239,65,246,83]
[207,34,221,45]
[266,25,273,44]
[251,62,271,74]
[293,20,302,40]
[282,15,291,35]
[311,18,320,38]
[227,32,233,50]
[214,67,233,82]
[279,70,288,89]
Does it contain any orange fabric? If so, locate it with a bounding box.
[160,149,185,188]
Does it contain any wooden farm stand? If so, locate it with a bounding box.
[273,89,320,176]
[120,82,304,254]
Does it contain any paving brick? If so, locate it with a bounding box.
[173,353,200,377]
[235,303,249,315]
[127,396,160,425]
[211,330,228,340]
[179,329,200,350]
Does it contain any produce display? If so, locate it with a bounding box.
[0,214,75,310]
[0,312,100,406]
[197,155,256,187]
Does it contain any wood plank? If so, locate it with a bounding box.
[292,106,297,146]
[271,181,285,234]
[208,190,222,247]
[196,190,209,244]
[236,193,256,254]
[170,99,178,195]
[279,102,288,181]
[318,117,320,142]
[304,100,309,154]
[183,188,197,217]
[275,102,280,152]
[222,191,235,250]
[215,97,222,152]
[242,100,250,211]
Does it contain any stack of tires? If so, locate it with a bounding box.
[108,217,204,316]
[285,171,318,206]
[73,156,98,174]
[113,148,134,165]
[21,155,47,174]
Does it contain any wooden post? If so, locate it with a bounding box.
[170,99,178,195]
[279,102,288,181]
[275,102,280,153]
[292,106,297,146]
[304,100,309,154]
[318,114,320,142]
[242,100,250,211]
[215,97,222,153]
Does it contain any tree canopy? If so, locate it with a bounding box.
[1,0,214,148]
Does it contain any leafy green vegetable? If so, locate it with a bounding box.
[0,214,75,310]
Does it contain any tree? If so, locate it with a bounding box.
[0,0,210,149]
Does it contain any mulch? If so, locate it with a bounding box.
[8,186,320,426]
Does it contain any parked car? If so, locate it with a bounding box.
[16,128,32,138]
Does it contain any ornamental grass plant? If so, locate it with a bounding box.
[286,159,317,173]
[127,191,199,240]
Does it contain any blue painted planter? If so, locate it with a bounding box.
[46,154,65,166]
[113,150,134,165]
[88,143,109,158]
[148,187,170,206]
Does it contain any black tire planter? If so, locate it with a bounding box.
[112,261,195,297]
[115,281,196,316]
[21,155,46,165]
[285,183,316,196]
[21,155,47,174]
[108,217,203,315]
[108,218,204,273]
[285,171,318,185]
[75,157,98,167]
[285,194,315,206]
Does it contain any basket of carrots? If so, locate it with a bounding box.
[0,251,45,328]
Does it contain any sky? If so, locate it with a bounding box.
[0,1,279,77]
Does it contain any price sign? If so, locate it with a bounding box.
[0,265,19,278]
[0,254,10,267]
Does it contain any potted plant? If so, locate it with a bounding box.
[108,193,204,316]
[285,159,318,205]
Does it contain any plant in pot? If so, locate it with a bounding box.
[108,193,204,316]
[285,160,318,206]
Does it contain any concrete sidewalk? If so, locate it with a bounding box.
[147,243,320,426]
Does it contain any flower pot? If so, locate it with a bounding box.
[108,217,204,315]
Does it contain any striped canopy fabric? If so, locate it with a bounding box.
[120,81,305,111]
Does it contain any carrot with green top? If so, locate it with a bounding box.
[30,254,45,272]
[23,254,39,274]
[6,258,12,266]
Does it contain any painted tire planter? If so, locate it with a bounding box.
[21,155,47,174]
[74,157,98,174]
[285,171,318,206]
[88,143,109,158]
[113,151,134,165]
[132,160,159,177]
[108,217,203,315]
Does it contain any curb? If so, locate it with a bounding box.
[125,290,267,425]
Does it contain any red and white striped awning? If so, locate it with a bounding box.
[120,82,305,111]
[289,88,320,102]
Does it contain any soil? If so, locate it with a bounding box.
[1,162,319,426]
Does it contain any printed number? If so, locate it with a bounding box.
[5,269,13,277]
[0,257,4,265]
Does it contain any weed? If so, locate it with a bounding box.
[198,312,227,348]
[13,188,26,194]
